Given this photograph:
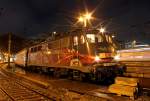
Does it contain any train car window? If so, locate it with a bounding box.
[31,48,34,52]
[73,36,78,46]
[38,46,42,51]
[80,35,85,44]
[86,34,95,43]
[33,47,35,52]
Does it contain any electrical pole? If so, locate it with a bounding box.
[8,33,11,68]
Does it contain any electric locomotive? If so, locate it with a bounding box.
[15,28,125,83]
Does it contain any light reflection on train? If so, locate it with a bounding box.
[115,47,150,61]
[15,29,124,83]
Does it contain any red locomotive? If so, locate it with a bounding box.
[15,29,125,83]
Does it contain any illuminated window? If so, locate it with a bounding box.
[80,35,85,44]
[105,35,109,42]
[74,36,78,45]
[96,34,103,42]
[86,34,95,43]
[109,36,112,43]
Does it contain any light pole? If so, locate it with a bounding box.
[8,33,11,68]
[77,12,93,55]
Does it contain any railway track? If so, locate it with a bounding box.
[0,64,115,101]
[1,63,148,101]
[0,65,112,101]
[0,71,54,101]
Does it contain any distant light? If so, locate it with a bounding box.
[84,13,92,20]
[10,58,13,62]
[78,12,93,27]
[114,55,120,60]
[95,56,100,62]
[133,40,136,43]
[47,51,51,54]
[112,35,115,38]
[99,28,105,33]
[78,16,84,22]
[134,44,149,47]
[53,31,56,35]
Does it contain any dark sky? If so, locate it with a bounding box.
[0,0,150,43]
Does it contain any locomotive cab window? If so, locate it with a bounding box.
[73,36,78,46]
[96,34,103,43]
[109,36,112,43]
[86,34,95,43]
[106,35,109,42]
[80,35,85,44]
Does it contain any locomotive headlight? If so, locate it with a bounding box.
[46,50,51,54]
[114,54,120,60]
[95,55,100,62]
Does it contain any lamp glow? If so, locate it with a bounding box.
[95,56,100,62]
[78,16,84,22]
[84,13,92,20]
[100,28,105,33]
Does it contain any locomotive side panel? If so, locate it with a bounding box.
[28,37,73,67]
[28,44,47,66]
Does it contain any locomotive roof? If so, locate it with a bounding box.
[28,29,114,48]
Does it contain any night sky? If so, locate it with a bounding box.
[0,0,150,43]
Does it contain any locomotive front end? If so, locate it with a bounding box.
[84,29,125,83]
